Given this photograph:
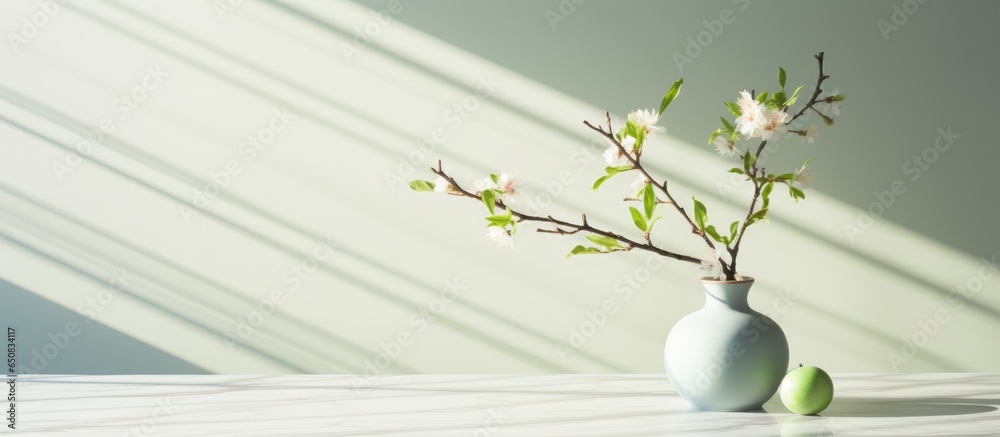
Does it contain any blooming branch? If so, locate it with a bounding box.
[581,111,732,274]
[410,52,843,282]
[720,52,840,278]
[422,160,701,264]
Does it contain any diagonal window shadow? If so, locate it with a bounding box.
[0,182,413,374]
[252,1,1000,324]
[0,115,608,373]
[1,278,207,374]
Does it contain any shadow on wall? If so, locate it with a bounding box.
[341,0,1000,258]
[0,279,207,374]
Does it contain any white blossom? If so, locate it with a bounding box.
[433,176,453,194]
[700,246,724,279]
[794,162,813,188]
[736,90,757,112]
[801,125,819,144]
[497,172,521,197]
[487,226,515,248]
[816,87,842,118]
[760,109,789,141]
[627,109,666,135]
[713,135,738,158]
[630,174,651,193]
[603,145,626,165]
[603,136,636,165]
[735,90,766,137]
[473,177,495,191]
[621,135,637,151]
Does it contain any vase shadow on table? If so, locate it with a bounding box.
[773,397,999,418]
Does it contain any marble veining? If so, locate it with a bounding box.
[11,374,1000,436]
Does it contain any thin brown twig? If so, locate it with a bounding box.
[789,52,829,124]
[582,120,709,241]
[537,227,580,235]
[430,163,701,264]
[622,197,673,204]
[582,115,728,273]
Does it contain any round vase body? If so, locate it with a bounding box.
[664,277,789,411]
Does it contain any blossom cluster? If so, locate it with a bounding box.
[735,90,789,141]
[602,108,666,166]
[420,172,521,248]
[694,75,844,277]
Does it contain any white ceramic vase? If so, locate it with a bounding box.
[664,277,789,411]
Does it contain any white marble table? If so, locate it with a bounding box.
[10,374,1000,436]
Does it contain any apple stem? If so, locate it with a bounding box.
[799,363,803,367]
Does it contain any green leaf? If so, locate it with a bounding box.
[642,183,656,219]
[727,167,745,175]
[490,173,500,184]
[659,78,684,115]
[831,93,846,101]
[708,128,724,145]
[756,91,768,104]
[586,235,622,249]
[594,165,632,191]
[408,180,435,192]
[629,206,648,232]
[481,189,496,215]
[789,186,806,202]
[485,214,511,226]
[647,215,662,231]
[704,225,725,244]
[775,172,795,182]
[779,67,787,89]
[729,221,740,241]
[742,150,757,172]
[772,91,787,107]
[567,245,604,259]
[692,197,708,231]
[785,85,804,107]
[633,184,646,199]
[725,101,742,117]
[624,120,639,140]
[624,121,646,151]
[606,165,632,176]
[592,175,610,191]
[747,208,769,226]
[720,117,735,134]
[761,181,774,209]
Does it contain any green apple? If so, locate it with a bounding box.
[780,364,834,415]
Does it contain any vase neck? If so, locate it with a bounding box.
[701,278,754,311]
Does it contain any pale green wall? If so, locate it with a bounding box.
[0,0,997,374]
